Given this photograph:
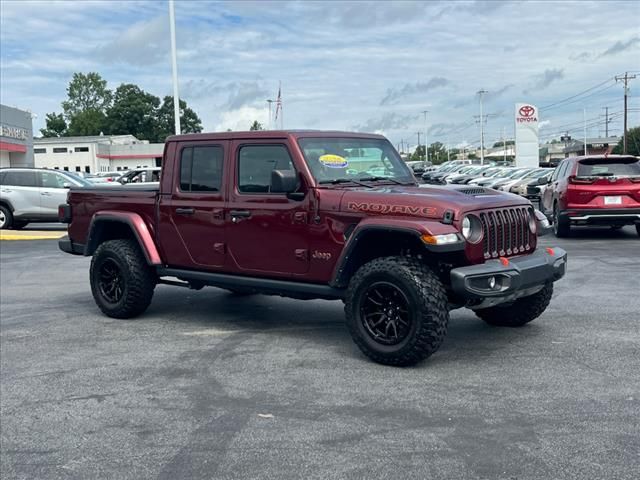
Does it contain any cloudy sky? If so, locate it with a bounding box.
[1,0,639,149]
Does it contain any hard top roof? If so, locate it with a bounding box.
[166,130,386,143]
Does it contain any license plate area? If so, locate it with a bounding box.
[604,196,622,205]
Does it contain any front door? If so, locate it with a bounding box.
[159,142,227,269]
[225,141,310,276]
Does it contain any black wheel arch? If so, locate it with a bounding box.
[330,225,463,289]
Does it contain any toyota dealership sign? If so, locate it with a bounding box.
[514,103,539,167]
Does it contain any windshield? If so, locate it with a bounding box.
[297,137,414,184]
[60,171,92,187]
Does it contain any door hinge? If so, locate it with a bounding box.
[293,212,308,224]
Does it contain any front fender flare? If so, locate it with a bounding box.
[330,218,463,288]
[85,211,162,265]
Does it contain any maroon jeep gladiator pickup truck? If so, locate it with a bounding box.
[59,131,566,366]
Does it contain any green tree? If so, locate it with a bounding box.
[67,109,109,136]
[106,84,160,141]
[62,72,112,116]
[61,72,112,136]
[492,140,515,147]
[249,120,263,131]
[410,145,425,161]
[155,96,203,142]
[39,112,67,137]
[612,126,640,155]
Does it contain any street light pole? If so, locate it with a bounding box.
[266,100,274,130]
[422,110,429,162]
[169,0,181,135]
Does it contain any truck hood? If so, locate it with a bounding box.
[338,184,530,220]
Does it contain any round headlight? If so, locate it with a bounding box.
[528,209,537,234]
[461,214,483,243]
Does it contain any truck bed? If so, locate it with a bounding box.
[67,186,159,247]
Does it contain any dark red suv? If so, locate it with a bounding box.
[542,155,640,237]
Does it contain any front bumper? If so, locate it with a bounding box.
[450,247,567,308]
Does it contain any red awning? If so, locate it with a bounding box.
[0,141,27,153]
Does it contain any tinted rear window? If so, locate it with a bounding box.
[577,158,640,176]
[2,171,38,187]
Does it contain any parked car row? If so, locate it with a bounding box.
[418,155,640,237]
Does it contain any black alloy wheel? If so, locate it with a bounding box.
[360,282,411,346]
[98,258,124,304]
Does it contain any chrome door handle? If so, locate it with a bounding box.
[230,210,251,218]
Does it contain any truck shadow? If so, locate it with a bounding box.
[148,287,541,366]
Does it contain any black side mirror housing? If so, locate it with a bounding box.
[271,169,299,194]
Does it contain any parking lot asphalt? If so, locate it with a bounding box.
[1,227,639,480]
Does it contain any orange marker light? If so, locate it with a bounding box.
[499,257,509,266]
[546,247,555,255]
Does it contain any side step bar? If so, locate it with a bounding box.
[156,267,345,300]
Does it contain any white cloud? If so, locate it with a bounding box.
[1,0,638,145]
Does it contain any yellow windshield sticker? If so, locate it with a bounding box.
[319,154,348,168]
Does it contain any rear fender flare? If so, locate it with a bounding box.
[85,211,162,265]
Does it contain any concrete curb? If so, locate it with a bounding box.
[0,231,67,241]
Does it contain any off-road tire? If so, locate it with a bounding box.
[475,283,554,327]
[90,239,156,319]
[345,256,449,366]
[553,203,570,237]
[0,205,13,229]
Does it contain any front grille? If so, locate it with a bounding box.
[478,207,534,259]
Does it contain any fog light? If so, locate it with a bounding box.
[488,276,496,289]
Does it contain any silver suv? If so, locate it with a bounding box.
[0,168,91,229]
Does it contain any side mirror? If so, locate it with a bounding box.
[542,176,551,185]
[271,169,299,194]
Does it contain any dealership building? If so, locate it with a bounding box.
[33,135,164,174]
[0,104,34,168]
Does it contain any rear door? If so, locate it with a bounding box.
[1,170,40,218]
[158,141,228,269]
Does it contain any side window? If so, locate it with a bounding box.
[558,161,570,180]
[3,171,37,187]
[551,161,563,181]
[180,145,224,192]
[40,171,68,188]
[238,145,294,194]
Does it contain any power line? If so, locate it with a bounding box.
[539,76,615,111]
[616,71,637,154]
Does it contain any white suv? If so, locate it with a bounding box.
[0,168,91,229]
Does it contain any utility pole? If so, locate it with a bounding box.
[477,89,488,165]
[601,106,611,137]
[583,108,588,155]
[422,110,429,163]
[502,126,507,163]
[416,132,421,159]
[615,72,637,154]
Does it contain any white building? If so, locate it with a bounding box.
[33,135,164,174]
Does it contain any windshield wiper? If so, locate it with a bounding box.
[318,178,373,188]
[358,176,411,185]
